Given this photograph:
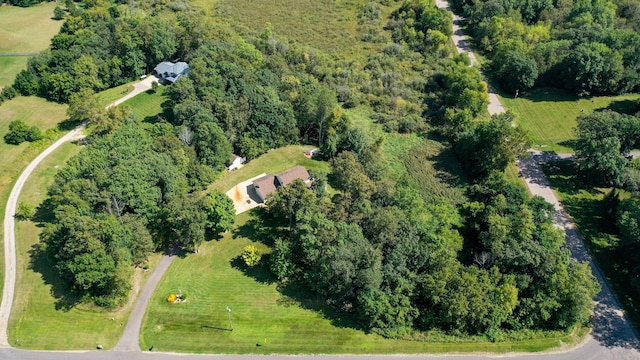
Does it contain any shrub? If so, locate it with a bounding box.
[15,202,35,221]
[4,120,43,145]
[241,245,261,267]
[53,6,65,20]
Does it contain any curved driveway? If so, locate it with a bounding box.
[0,76,158,347]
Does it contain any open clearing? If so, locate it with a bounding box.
[0,57,28,89]
[0,3,62,87]
[499,88,640,153]
[209,145,330,194]
[214,0,388,59]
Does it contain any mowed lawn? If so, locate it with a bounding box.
[121,87,168,122]
[141,212,582,354]
[0,57,28,89]
[209,145,330,194]
[0,2,62,87]
[500,88,640,153]
[0,97,67,195]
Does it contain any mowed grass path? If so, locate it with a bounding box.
[142,212,582,354]
[0,2,62,87]
[500,88,640,153]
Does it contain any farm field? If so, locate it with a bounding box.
[0,2,62,87]
[214,0,388,59]
[500,88,640,153]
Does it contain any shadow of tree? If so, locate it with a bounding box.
[28,242,81,311]
[230,254,276,285]
[597,99,640,116]
[558,139,578,151]
[232,208,283,247]
[276,281,367,332]
[56,119,83,132]
[32,198,55,225]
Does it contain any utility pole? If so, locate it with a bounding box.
[226,306,233,331]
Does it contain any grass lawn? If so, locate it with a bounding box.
[0,2,61,53]
[214,0,387,60]
[8,141,162,349]
[209,145,331,193]
[121,87,168,123]
[0,2,63,88]
[0,56,28,89]
[0,97,68,191]
[97,82,135,108]
[141,212,583,354]
[544,161,640,330]
[500,88,640,153]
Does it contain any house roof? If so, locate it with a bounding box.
[252,174,278,200]
[154,61,190,80]
[276,165,310,187]
[251,166,311,203]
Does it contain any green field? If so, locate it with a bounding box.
[141,211,583,354]
[0,97,68,187]
[545,161,640,330]
[0,2,63,87]
[121,87,168,123]
[500,88,640,153]
[214,0,388,59]
[209,145,331,194]
[0,57,28,89]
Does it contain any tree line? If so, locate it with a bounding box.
[573,107,640,303]
[450,0,640,96]
[263,144,598,338]
[40,113,235,306]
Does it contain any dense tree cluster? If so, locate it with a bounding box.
[574,110,640,187]
[451,0,640,95]
[40,117,234,305]
[264,145,598,338]
[13,0,197,102]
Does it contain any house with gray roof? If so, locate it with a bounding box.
[153,61,190,84]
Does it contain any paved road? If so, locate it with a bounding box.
[0,76,158,347]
